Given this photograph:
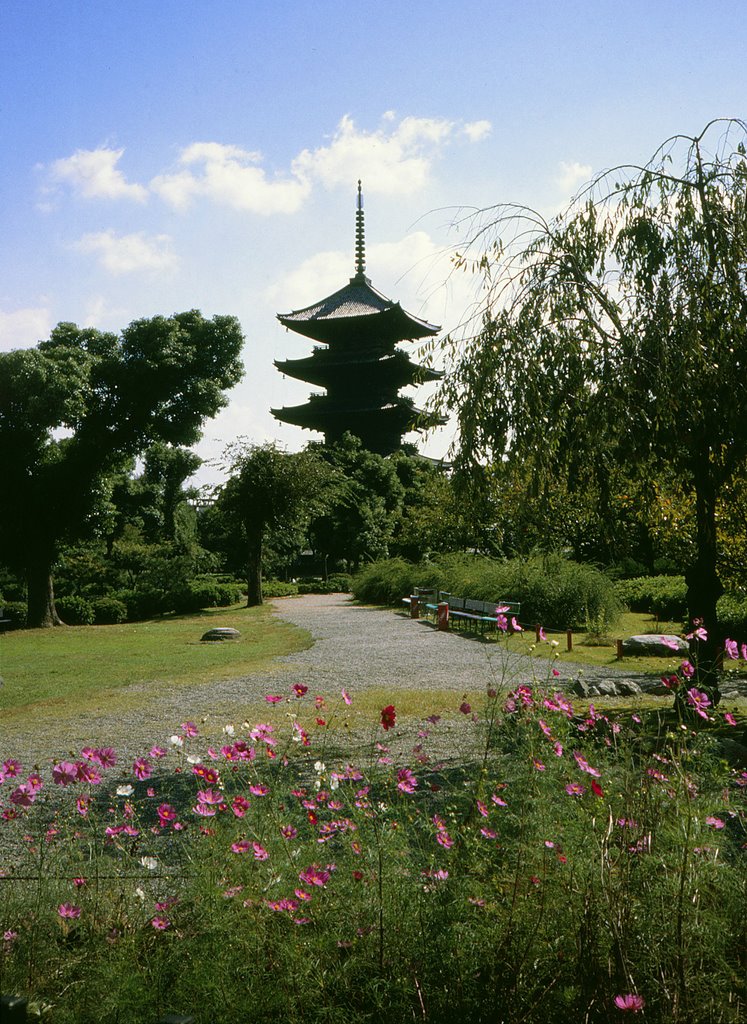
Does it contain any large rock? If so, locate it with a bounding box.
[201,627,241,642]
[621,634,688,657]
[571,679,644,698]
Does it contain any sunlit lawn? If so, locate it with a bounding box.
[0,603,312,725]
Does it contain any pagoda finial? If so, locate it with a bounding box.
[354,180,366,277]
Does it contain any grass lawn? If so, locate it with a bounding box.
[0,602,312,726]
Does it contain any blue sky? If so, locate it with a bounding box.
[2,0,745,481]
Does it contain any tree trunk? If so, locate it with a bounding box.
[245,529,263,607]
[26,555,64,628]
[684,468,723,701]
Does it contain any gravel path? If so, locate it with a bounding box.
[0,593,698,768]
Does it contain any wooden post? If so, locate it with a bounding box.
[437,602,449,631]
[566,629,573,652]
[616,639,624,661]
[410,595,419,619]
[535,624,541,642]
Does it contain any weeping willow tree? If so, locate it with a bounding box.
[438,119,747,695]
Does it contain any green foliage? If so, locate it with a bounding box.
[261,580,300,598]
[55,595,95,625]
[297,573,352,594]
[91,597,128,625]
[439,120,747,670]
[2,599,28,629]
[1,680,745,1023]
[353,553,622,630]
[614,575,688,620]
[170,577,244,614]
[0,310,244,626]
[716,594,747,645]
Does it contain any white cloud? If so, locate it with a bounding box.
[49,147,148,202]
[0,306,52,350]
[151,142,311,214]
[463,120,492,143]
[556,160,593,195]
[292,113,485,195]
[74,231,177,275]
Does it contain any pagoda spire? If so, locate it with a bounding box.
[354,180,366,279]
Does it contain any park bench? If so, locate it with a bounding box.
[403,590,520,633]
[446,596,521,633]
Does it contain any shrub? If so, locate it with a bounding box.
[297,574,353,595]
[114,588,170,621]
[352,558,420,606]
[55,595,95,626]
[2,599,27,629]
[717,594,747,645]
[614,575,687,619]
[92,597,128,625]
[353,554,622,630]
[262,580,300,598]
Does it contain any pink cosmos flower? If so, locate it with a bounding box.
[566,782,585,796]
[232,796,251,817]
[686,688,711,720]
[58,903,81,919]
[157,803,177,824]
[724,638,739,660]
[533,759,546,772]
[9,784,36,807]
[232,840,251,854]
[496,614,508,631]
[149,745,168,759]
[705,816,725,829]
[476,799,489,818]
[573,752,601,778]
[92,747,117,767]
[680,660,695,679]
[614,993,645,1012]
[292,683,309,698]
[181,722,199,737]
[686,626,708,642]
[491,793,507,807]
[2,759,22,779]
[459,701,471,715]
[511,616,522,632]
[280,824,298,839]
[341,688,352,705]
[299,864,332,887]
[132,758,152,780]
[480,827,498,839]
[397,768,418,794]
[52,762,79,787]
[249,783,270,796]
[150,916,171,931]
[265,694,283,704]
[253,842,269,860]
[724,712,737,726]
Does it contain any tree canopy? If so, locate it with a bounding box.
[438,119,747,686]
[0,310,244,626]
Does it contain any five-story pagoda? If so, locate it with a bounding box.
[271,183,443,454]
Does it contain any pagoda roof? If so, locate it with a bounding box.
[271,396,446,431]
[274,348,443,387]
[277,273,440,343]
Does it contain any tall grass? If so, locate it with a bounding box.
[1,643,744,1023]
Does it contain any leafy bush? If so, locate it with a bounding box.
[114,588,170,621]
[717,594,747,645]
[92,597,128,625]
[55,595,95,626]
[297,574,353,594]
[1,600,27,629]
[353,554,622,630]
[614,576,687,619]
[262,580,299,598]
[352,558,420,606]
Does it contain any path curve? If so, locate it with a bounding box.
[2,593,654,766]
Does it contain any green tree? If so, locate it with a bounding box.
[307,434,405,573]
[216,442,332,606]
[439,120,747,692]
[0,310,244,627]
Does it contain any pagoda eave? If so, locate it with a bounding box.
[277,303,439,343]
